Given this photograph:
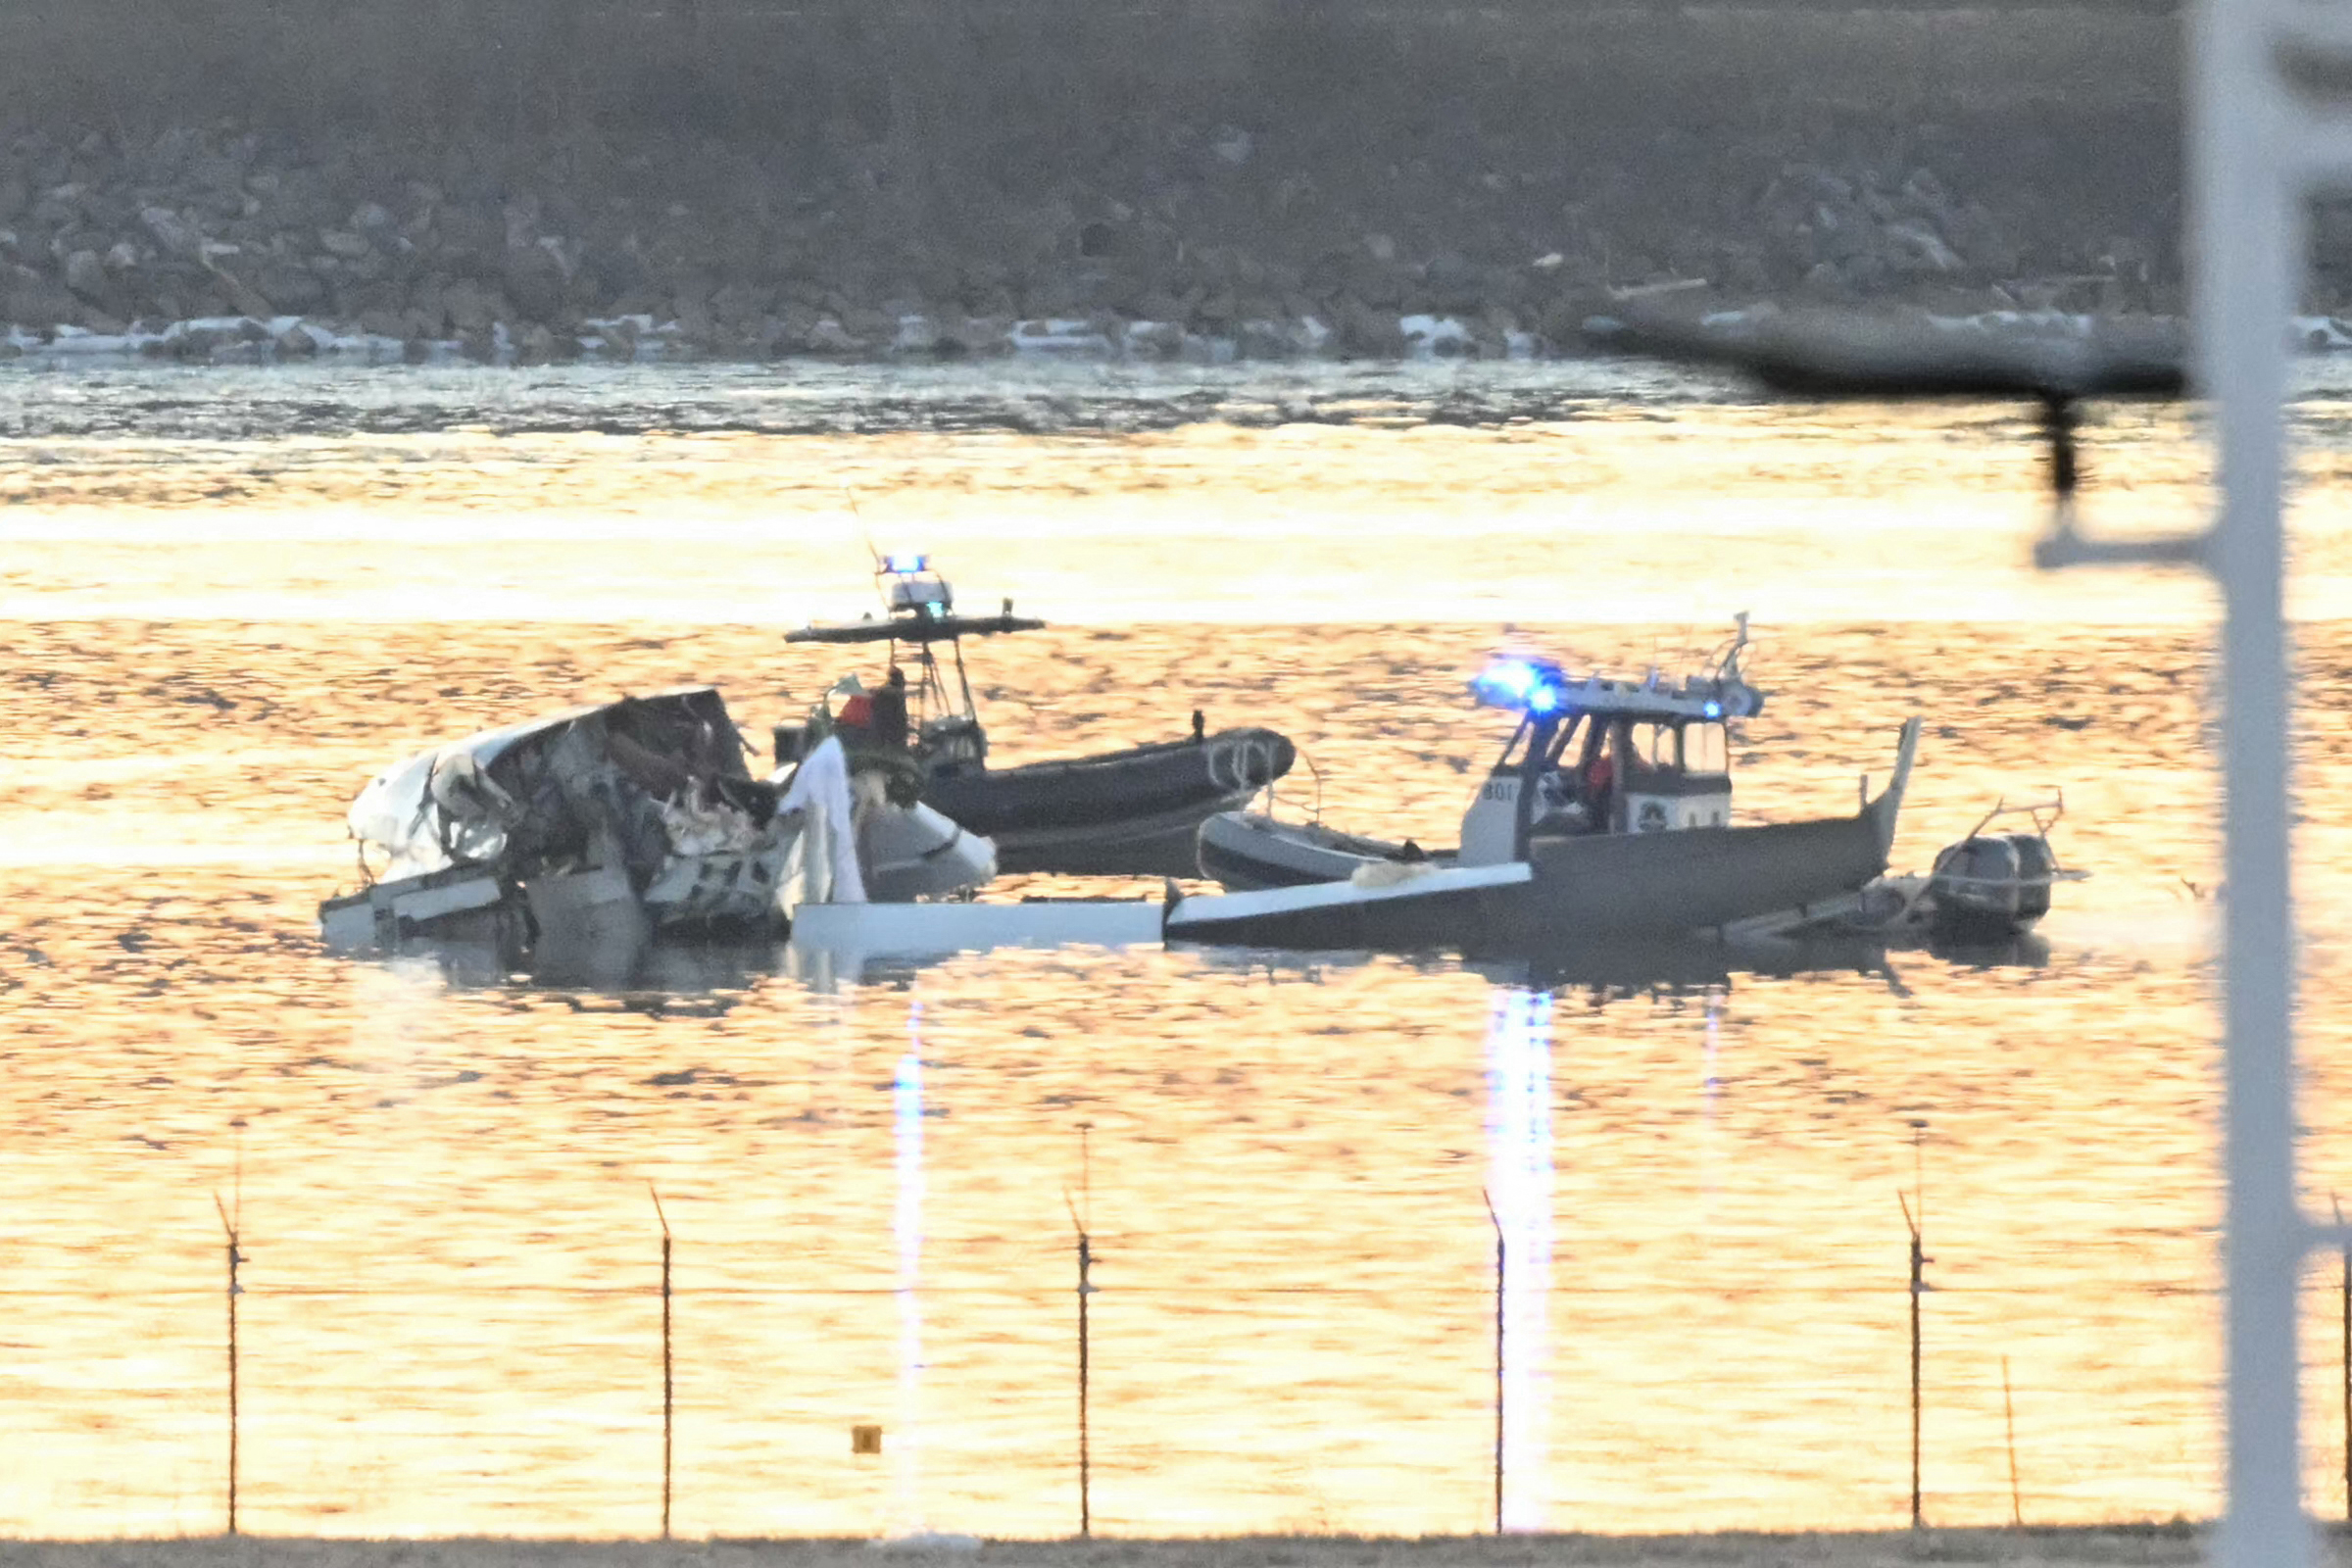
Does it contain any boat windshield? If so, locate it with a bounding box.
[1685,721,1729,775]
[1498,711,1592,772]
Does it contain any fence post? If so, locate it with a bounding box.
[2002,1355,2022,1527]
[212,1191,240,1536]
[651,1183,672,1541]
[1064,1185,1094,1539]
[1900,1189,1927,1530]
[1904,1122,1932,1529]
[1483,1189,1503,1535]
[2337,1195,2348,1523]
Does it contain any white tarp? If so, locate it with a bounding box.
[773,736,866,904]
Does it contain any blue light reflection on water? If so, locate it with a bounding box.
[1702,984,1726,1209]
[1485,986,1554,1532]
[894,1004,925,1536]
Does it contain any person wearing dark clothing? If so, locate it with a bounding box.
[871,665,910,749]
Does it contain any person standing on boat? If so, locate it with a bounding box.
[1586,741,1616,831]
[870,664,910,750]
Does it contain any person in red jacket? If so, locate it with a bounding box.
[870,665,910,748]
[1585,745,1616,831]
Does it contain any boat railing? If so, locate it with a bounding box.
[1254,746,1326,826]
[1925,790,2090,889]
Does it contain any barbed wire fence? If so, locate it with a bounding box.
[7,1194,2352,1540]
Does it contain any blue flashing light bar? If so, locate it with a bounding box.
[1475,657,1565,714]
[885,552,929,574]
[1473,655,1765,722]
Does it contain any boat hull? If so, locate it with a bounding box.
[1169,808,1895,952]
[921,727,1294,877]
[1169,719,1917,951]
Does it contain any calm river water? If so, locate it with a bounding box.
[8,358,2352,1541]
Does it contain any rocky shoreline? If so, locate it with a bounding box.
[0,0,2230,368]
[0,115,2208,368]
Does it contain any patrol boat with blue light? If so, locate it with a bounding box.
[1180,620,1925,948]
[784,554,1295,877]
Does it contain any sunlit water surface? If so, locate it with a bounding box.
[7,360,2352,1541]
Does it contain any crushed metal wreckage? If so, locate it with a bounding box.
[319,687,994,961]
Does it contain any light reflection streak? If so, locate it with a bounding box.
[1486,986,1554,1532]
[1702,984,1727,1213]
[894,1004,925,1537]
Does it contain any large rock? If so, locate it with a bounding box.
[1331,296,1405,358]
[503,245,568,322]
[256,262,325,314]
[1332,250,1405,309]
[141,205,205,260]
[1,265,76,324]
[1420,252,1491,315]
[806,317,861,354]
[579,242,646,302]
[204,263,274,321]
[1882,220,1962,274]
[597,316,641,357]
[63,248,107,300]
[442,277,504,333]
[434,202,504,262]
[709,281,773,331]
[1942,201,2021,277]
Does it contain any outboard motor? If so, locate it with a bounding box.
[1928,832,2055,939]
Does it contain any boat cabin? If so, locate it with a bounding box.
[1458,630,1765,866]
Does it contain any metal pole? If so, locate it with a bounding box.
[213,1192,239,1537]
[651,1184,672,1541]
[1484,1190,1503,1535]
[1066,1179,1094,1541]
[1902,1121,1927,1533]
[2192,0,2308,1551]
[2002,1356,2021,1529]
[1078,1226,1092,1539]
[1900,1191,1923,1530]
[2339,1197,2349,1525]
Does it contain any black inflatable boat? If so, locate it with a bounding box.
[783,556,1295,877]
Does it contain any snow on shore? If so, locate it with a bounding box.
[9,308,2323,369]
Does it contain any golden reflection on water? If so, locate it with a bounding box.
[0,398,2251,623]
[6,369,2352,1539]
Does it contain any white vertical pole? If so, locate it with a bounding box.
[1485,986,1554,1532]
[2192,0,2310,1556]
